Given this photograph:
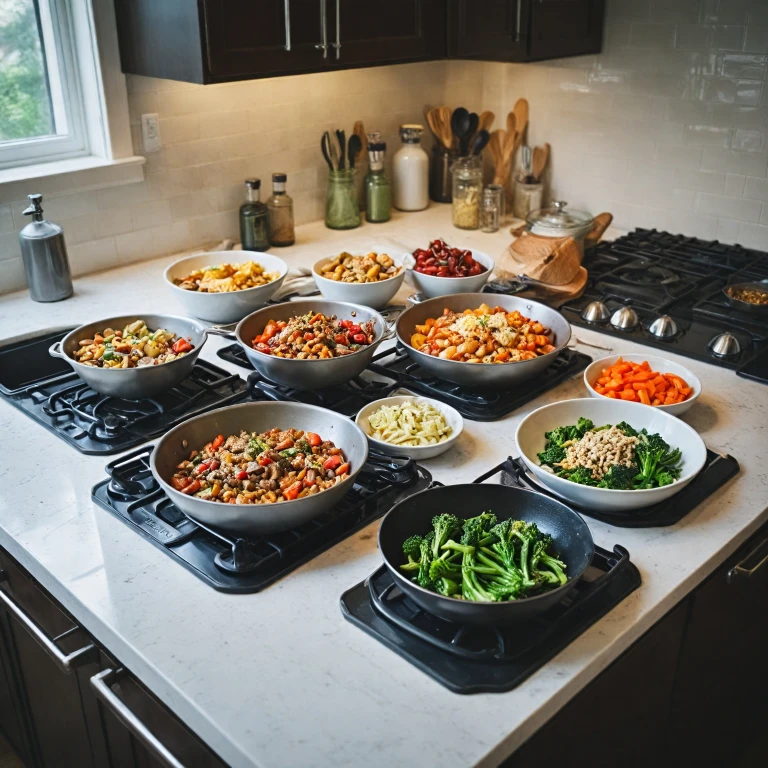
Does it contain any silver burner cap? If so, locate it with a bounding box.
[708,331,741,358]
[648,314,678,339]
[581,301,611,324]
[610,305,640,330]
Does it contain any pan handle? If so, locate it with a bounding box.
[204,325,238,340]
[48,341,66,359]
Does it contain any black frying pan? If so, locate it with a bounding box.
[378,484,594,625]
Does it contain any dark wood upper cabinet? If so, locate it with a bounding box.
[114,0,603,84]
[331,0,446,68]
[448,0,604,63]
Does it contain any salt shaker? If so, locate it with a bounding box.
[19,194,73,302]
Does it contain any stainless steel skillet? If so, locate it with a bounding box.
[49,314,210,399]
[149,401,369,535]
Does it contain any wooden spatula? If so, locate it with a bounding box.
[438,106,453,150]
[513,98,529,143]
[532,143,550,181]
[353,121,367,155]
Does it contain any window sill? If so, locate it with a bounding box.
[0,155,146,205]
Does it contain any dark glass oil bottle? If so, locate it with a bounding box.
[240,179,270,251]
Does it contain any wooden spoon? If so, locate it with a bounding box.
[478,110,495,134]
[532,142,550,182]
[438,106,453,150]
[513,98,529,144]
[489,129,506,179]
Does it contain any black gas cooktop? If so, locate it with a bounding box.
[92,446,431,592]
[341,545,640,694]
[559,229,768,380]
[0,329,248,455]
[219,342,592,422]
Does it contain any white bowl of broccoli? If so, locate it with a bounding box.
[515,398,707,512]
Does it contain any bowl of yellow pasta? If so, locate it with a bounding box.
[165,251,288,323]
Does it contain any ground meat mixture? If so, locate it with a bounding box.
[557,426,639,481]
[170,427,350,505]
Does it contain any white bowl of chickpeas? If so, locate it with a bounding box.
[312,249,407,309]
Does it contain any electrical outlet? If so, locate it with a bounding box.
[141,113,161,153]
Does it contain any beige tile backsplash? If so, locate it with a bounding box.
[1,0,768,296]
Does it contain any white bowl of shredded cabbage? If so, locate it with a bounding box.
[355,395,463,459]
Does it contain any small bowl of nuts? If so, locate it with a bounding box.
[312,249,407,309]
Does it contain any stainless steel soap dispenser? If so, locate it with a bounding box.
[19,193,73,302]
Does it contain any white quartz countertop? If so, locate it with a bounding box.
[0,205,766,768]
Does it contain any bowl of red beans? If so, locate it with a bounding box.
[406,239,494,299]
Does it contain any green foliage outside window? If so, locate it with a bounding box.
[0,0,54,142]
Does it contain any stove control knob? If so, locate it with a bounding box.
[648,315,678,339]
[610,305,640,330]
[708,331,741,358]
[581,301,611,324]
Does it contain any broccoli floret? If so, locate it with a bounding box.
[561,466,597,486]
[434,577,460,597]
[429,556,460,582]
[544,426,577,447]
[597,463,637,490]
[510,520,541,586]
[402,535,422,561]
[634,432,681,488]
[489,519,516,569]
[430,513,459,559]
[415,532,436,588]
[616,421,637,437]
[576,417,594,436]
[400,535,423,571]
[655,471,676,487]
[537,443,566,466]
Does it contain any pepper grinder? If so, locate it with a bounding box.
[19,194,73,302]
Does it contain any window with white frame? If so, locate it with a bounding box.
[0,0,89,170]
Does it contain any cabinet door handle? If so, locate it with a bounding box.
[284,0,291,50]
[332,0,341,59]
[727,535,768,583]
[91,668,185,768]
[0,570,97,673]
[314,0,329,58]
[515,0,523,43]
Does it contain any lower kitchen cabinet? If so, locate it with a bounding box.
[502,601,689,768]
[666,519,768,766]
[0,549,226,768]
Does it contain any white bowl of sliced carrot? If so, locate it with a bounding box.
[584,354,701,416]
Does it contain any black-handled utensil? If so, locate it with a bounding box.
[335,129,346,170]
[347,133,362,169]
[320,133,334,170]
[470,129,490,156]
[451,107,470,155]
[466,112,479,148]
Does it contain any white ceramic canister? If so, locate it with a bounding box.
[392,124,429,212]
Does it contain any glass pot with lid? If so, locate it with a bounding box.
[526,200,594,246]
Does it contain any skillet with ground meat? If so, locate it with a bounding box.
[170,428,350,504]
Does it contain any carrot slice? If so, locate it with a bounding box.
[638,389,651,405]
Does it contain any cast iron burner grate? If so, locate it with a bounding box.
[560,229,768,376]
[474,453,740,528]
[340,545,640,694]
[218,343,592,421]
[92,446,431,593]
[0,329,248,455]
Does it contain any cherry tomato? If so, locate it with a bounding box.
[352,332,367,344]
[334,333,349,345]
[235,470,248,481]
[323,455,342,471]
[171,338,193,354]
[307,432,322,447]
[257,455,273,466]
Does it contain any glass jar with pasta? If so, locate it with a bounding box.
[451,157,482,230]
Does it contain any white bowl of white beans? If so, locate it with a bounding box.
[312,250,408,309]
